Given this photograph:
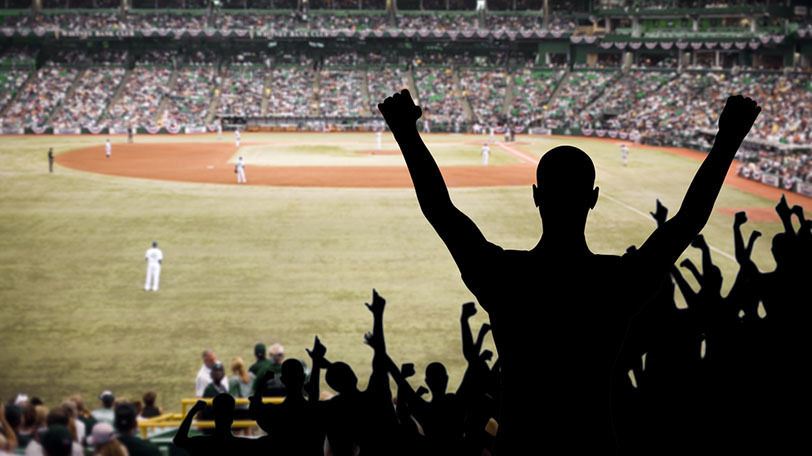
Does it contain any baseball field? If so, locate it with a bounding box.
[1,132,809,413]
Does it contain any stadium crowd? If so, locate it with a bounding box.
[104,67,172,129]
[217,68,265,118]
[48,67,127,130]
[317,70,366,117]
[4,193,809,456]
[1,67,78,129]
[163,67,218,128]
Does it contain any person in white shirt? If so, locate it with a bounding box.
[217,120,222,140]
[235,129,241,148]
[620,143,630,167]
[144,241,163,292]
[235,156,246,184]
[481,143,490,166]
[195,350,217,397]
[105,139,111,159]
[376,130,382,150]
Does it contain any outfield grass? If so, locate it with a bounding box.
[0,132,791,412]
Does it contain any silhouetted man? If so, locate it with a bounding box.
[379,89,760,453]
[174,394,253,455]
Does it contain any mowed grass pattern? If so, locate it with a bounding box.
[0,133,789,412]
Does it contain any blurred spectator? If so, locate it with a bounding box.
[195,350,217,398]
[203,362,230,398]
[68,396,95,441]
[86,423,127,456]
[90,392,115,426]
[248,343,270,376]
[139,393,161,420]
[113,404,159,456]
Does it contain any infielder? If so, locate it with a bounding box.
[376,130,382,150]
[481,142,490,166]
[144,241,163,292]
[235,129,241,148]
[620,143,629,167]
[217,120,222,140]
[235,156,247,184]
[423,118,431,133]
[105,139,111,159]
[48,148,54,173]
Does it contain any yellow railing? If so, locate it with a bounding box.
[137,397,285,438]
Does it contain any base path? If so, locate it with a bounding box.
[56,142,535,188]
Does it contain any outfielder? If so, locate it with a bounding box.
[235,156,247,184]
[105,139,111,159]
[620,143,629,167]
[144,241,163,292]
[481,142,490,166]
[235,129,241,148]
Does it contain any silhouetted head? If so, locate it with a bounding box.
[325,361,358,394]
[425,362,448,398]
[280,358,305,390]
[212,393,235,431]
[533,146,599,232]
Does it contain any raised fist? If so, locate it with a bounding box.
[734,211,748,226]
[718,95,760,140]
[378,89,422,133]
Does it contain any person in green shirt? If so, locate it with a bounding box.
[248,343,271,377]
[114,403,160,456]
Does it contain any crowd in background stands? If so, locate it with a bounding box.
[578,71,677,127]
[460,69,506,126]
[268,66,313,116]
[506,68,565,125]
[0,69,30,114]
[318,70,366,116]
[367,67,408,115]
[2,12,575,33]
[218,69,265,117]
[322,52,361,67]
[542,70,618,126]
[415,67,464,126]
[49,67,126,130]
[163,67,219,128]
[1,67,78,129]
[135,50,177,67]
[104,67,172,128]
[0,46,37,68]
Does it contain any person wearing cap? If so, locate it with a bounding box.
[202,362,229,398]
[91,392,115,426]
[143,242,163,292]
[86,422,127,456]
[248,343,271,376]
[39,425,73,456]
[195,350,217,398]
[251,343,309,397]
[114,404,159,456]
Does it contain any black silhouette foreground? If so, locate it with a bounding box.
[169,92,812,455]
[378,89,761,453]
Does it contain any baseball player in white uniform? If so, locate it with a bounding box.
[235,156,246,184]
[620,143,629,167]
[144,241,163,292]
[235,129,241,148]
[481,143,490,166]
[376,130,382,150]
[105,139,111,159]
[217,121,222,140]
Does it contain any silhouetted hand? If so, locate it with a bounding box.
[306,335,327,364]
[461,302,477,319]
[718,95,761,141]
[365,289,386,317]
[378,89,422,135]
[776,194,792,222]
[480,350,493,362]
[734,211,748,227]
[415,386,429,398]
[190,400,206,414]
[679,259,695,270]
[364,331,384,351]
[691,234,707,249]
[401,363,416,379]
[650,199,668,228]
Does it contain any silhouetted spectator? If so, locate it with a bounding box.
[113,404,159,456]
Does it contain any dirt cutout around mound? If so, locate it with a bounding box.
[56,142,535,188]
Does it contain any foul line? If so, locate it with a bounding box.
[494,141,539,165]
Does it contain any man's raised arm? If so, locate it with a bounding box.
[638,95,761,268]
[379,89,490,260]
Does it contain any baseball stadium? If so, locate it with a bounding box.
[1,0,811,454]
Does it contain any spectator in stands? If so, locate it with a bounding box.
[57,402,83,444]
[86,422,127,456]
[139,393,160,420]
[17,405,44,449]
[0,404,18,454]
[24,407,83,456]
[228,358,254,423]
[195,350,217,397]
[251,344,288,396]
[203,362,229,398]
[90,392,115,426]
[248,343,270,376]
[68,396,94,440]
[113,404,159,456]
[38,426,73,456]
